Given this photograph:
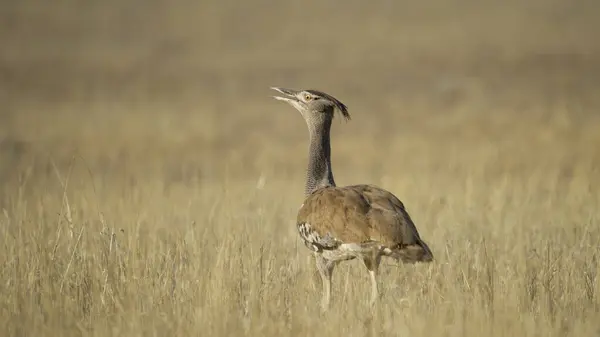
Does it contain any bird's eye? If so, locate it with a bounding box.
[304,94,312,101]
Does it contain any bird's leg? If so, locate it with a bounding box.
[363,253,382,308]
[368,269,378,308]
[315,254,335,311]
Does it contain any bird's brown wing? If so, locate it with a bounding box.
[296,185,423,250]
[349,184,424,247]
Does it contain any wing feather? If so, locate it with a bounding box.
[296,185,423,248]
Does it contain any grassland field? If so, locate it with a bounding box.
[1,1,600,336]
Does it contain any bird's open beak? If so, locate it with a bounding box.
[271,87,300,103]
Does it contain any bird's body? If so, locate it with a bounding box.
[271,87,433,310]
[298,184,432,262]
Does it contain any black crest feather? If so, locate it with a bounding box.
[306,89,350,121]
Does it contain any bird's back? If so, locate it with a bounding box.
[297,184,427,250]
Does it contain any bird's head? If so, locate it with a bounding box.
[271,87,350,125]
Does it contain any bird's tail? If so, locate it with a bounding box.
[393,238,434,263]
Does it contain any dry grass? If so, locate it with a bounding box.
[1,1,600,336]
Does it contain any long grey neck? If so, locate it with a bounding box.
[305,118,336,195]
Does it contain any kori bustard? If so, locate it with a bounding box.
[271,87,433,310]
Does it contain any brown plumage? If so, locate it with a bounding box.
[271,87,433,310]
[298,185,432,262]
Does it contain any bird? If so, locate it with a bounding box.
[271,87,434,310]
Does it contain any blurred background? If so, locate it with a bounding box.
[1,0,599,190]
